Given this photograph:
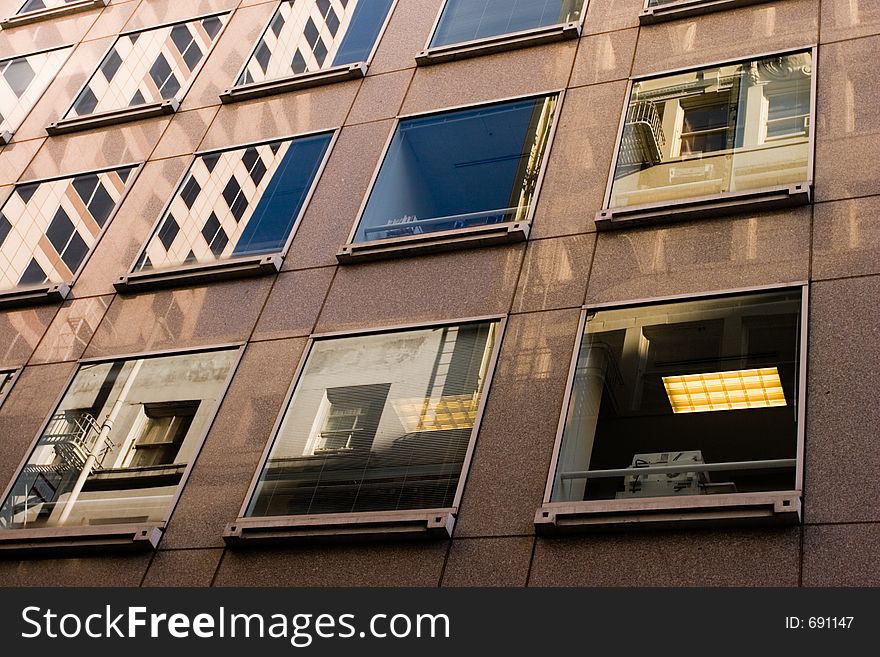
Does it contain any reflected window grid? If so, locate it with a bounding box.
[237,0,395,87]
[65,14,228,119]
[133,132,332,274]
[17,0,91,14]
[0,47,71,135]
[0,349,238,531]
[0,166,136,293]
[609,51,813,210]
[245,322,499,519]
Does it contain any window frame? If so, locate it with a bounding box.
[46,11,232,136]
[640,0,773,24]
[336,90,565,263]
[536,283,809,533]
[224,315,507,545]
[0,162,144,310]
[1,0,107,30]
[0,342,245,555]
[0,368,21,409]
[0,43,75,144]
[596,46,817,230]
[416,0,588,66]
[114,129,338,293]
[221,0,400,103]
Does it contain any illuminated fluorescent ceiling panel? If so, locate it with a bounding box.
[663,367,786,414]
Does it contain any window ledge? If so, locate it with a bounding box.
[0,282,69,310]
[0,523,162,556]
[535,491,801,533]
[0,130,11,146]
[223,509,456,546]
[46,99,179,136]
[337,221,529,264]
[220,62,367,104]
[595,183,811,231]
[1,0,107,30]
[416,21,581,66]
[114,253,282,293]
[640,0,771,24]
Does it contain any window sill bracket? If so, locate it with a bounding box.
[1,0,107,30]
[46,99,179,136]
[0,523,162,557]
[220,63,368,104]
[0,282,70,310]
[640,0,772,24]
[114,253,282,293]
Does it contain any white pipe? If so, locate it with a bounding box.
[56,359,145,526]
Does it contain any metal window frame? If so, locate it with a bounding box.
[114,127,340,294]
[640,0,773,24]
[536,282,810,532]
[0,368,21,409]
[224,314,508,545]
[46,10,234,136]
[416,0,588,66]
[0,341,246,555]
[336,89,566,264]
[0,162,145,310]
[1,0,107,30]
[597,46,818,230]
[0,43,76,144]
[221,0,400,103]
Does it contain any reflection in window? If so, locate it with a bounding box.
[430,0,585,48]
[550,290,802,504]
[609,52,813,209]
[0,349,237,530]
[131,133,332,274]
[0,166,136,293]
[0,47,70,137]
[236,0,394,87]
[245,321,499,518]
[63,13,228,119]
[351,95,557,244]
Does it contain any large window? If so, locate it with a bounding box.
[127,132,332,278]
[544,289,803,523]
[605,51,813,218]
[343,95,558,257]
[0,165,137,298]
[238,321,499,532]
[232,0,394,92]
[59,13,227,121]
[0,348,238,534]
[428,0,586,49]
[0,46,70,142]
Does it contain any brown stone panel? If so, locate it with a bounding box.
[0,554,152,587]
[142,548,225,587]
[441,537,534,587]
[803,524,880,586]
[512,234,595,314]
[570,28,637,88]
[812,197,880,281]
[0,306,59,369]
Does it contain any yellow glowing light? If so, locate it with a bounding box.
[392,394,479,432]
[662,367,787,414]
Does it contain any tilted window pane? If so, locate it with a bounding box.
[246,322,499,518]
[236,0,394,87]
[609,51,813,209]
[0,166,136,292]
[0,47,70,135]
[550,290,802,504]
[430,0,585,48]
[64,14,228,119]
[0,349,237,530]
[132,133,332,274]
[352,95,557,244]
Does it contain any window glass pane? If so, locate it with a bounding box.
[0,349,237,530]
[0,47,71,135]
[245,321,499,518]
[352,95,557,244]
[64,14,228,119]
[0,166,136,293]
[18,0,88,14]
[430,0,585,48]
[236,0,395,86]
[609,51,813,209]
[550,290,802,504]
[132,132,332,274]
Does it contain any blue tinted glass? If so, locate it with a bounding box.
[332,0,395,65]
[430,0,584,48]
[353,96,556,243]
[232,133,333,256]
